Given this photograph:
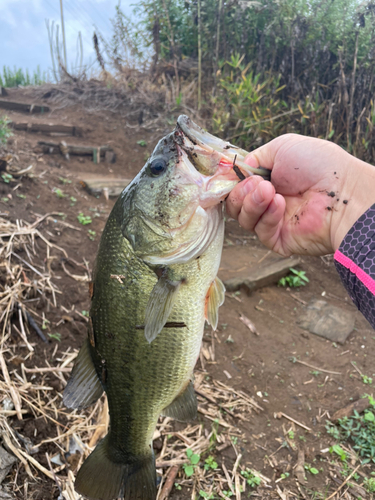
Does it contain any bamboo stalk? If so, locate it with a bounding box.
[212,0,224,97]
[347,30,359,150]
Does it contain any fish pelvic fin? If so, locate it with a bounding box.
[144,275,181,343]
[63,338,103,409]
[75,435,156,500]
[205,277,225,330]
[161,380,197,422]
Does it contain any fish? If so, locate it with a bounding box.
[63,115,269,500]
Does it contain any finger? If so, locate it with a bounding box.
[226,176,263,220]
[237,180,276,232]
[253,193,286,250]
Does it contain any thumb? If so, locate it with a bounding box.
[244,141,278,172]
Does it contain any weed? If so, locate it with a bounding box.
[0,115,12,145]
[288,430,295,440]
[53,188,66,198]
[174,483,182,491]
[280,472,290,479]
[1,197,9,202]
[1,173,13,184]
[221,491,233,499]
[241,469,261,487]
[0,66,46,87]
[59,177,72,185]
[326,399,375,463]
[305,464,319,475]
[77,213,92,225]
[183,449,200,477]
[362,374,373,385]
[199,491,215,500]
[137,140,147,147]
[81,310,90,317]
[364,476,375,492]
[16,194,26,199]
[204,456,218,471]
[70,196,77,206]
[48,332,61,342]
[278,268,309,287]
[88,230,96,241]
[42,318,50,330]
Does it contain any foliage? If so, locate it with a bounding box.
[326,396,375,463]
[0,115,12,146]
[241,469,261,487]
[183,448,200,477]
[278,268,309,287]
[0,66,46,88]
[204,456,218,470]
[77,213,92,225]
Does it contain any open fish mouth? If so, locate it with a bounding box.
[175,115,270,180]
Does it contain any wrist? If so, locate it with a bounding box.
[331,156,375,251]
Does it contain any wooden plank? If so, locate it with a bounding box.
[0,100,50,113]
[10,122,82,136]
[38,141,113,159]
[224,256,301,293]
[79,176,131,198]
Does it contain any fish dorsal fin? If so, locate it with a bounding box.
[144,276,181,343]
[161,380,197,422]
[63,338,103,409]
[205,277,226,330]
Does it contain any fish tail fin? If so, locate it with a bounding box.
[75,435,156,500]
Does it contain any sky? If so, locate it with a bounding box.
[0,0,135,79]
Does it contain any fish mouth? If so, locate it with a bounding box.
[175,115,270,180]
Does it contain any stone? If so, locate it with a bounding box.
[297,298,355,344]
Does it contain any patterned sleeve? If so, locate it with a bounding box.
[334,204,375,328]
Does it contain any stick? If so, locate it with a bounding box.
[159,465,179,500]
[326,464,361,500]
[275,412,311,432]
[292,359,341,375]
[0,350,23,419]
[25,310,48,343]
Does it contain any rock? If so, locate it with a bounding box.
[297,298,355,343]
[331,398,371,422]
[0,446,16,484]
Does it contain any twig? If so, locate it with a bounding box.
[275,412,311,432]
[291,358,341,375]
[24,309,48,343]
[159,465,179,500]
[0,350,23,419]
[326,464,361,500]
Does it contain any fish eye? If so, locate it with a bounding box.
[149,158,167,177]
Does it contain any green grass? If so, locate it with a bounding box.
[0,66,47,88]
[0,115,12,145]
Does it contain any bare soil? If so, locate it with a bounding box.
[1,85,374,499]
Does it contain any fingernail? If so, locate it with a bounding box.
[239,178,256,197]
[252,185,264,204]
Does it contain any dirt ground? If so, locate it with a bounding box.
[0,85,374,500]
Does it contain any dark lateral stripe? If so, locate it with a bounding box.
[135,322,187,330]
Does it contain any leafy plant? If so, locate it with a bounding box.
[48,332,61,341]
[199,491,215,500]
[88,230,96,241]
[59,177,72,185]
[137,140,147,147]
[1,173,13,183]
[0,66,46,87]
[0,115,12,145]
[183,449,200,477]
[305,464,319,475]
[77,213,92,225]
[241,469,261,488]
[53,188,66,198]
[204,456,218,471]
[326,397,375,463]
[278,268,309,287]
[364,476,375,493]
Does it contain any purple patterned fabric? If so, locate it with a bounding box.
[334,204,375,328]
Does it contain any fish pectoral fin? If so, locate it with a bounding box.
[205,276,226,330]
[161,380,197,422]
[144,276,181,343]
[75,434,156,500]
[63,338,103,409]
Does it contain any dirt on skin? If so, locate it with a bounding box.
[0,85,374,499]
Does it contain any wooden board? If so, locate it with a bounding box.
[223,255,301,293]
[79,175,131,198]
[38,141,114,162]
[0,100,50,113]
[10,122,83,136]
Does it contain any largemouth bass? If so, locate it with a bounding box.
[63,116,269,500]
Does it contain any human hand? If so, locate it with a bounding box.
[226,134,375,256]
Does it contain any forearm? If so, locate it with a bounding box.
[334,204,375,328]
